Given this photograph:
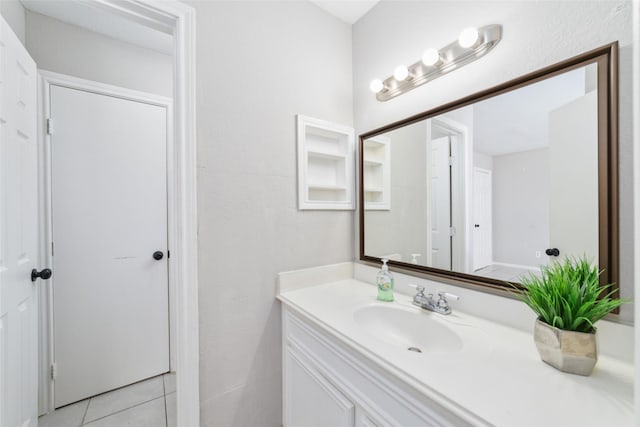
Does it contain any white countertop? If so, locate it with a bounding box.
[278,278,634,427]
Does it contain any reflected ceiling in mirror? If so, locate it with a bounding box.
[359,43,618,292]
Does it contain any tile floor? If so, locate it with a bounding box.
[474,263,542,282]
[39,373,176,427]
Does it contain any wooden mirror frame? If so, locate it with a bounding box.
[359,42,618,297]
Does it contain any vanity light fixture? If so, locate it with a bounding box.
[421,48,441,67]
[393,65,409,81]
[458,27,480,48]
[370,24,502,101]
[369,79,384,93]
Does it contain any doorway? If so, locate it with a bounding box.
[26,2,198,425]
[2,3,197,425]
[429,135,453,270]
[427,117,470,273]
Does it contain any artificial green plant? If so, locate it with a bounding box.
[518,257,628,333]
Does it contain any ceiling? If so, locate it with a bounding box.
[21,0,586,158]
[20,0,173,54]
[473,66,591,156]
[309,0,379,24]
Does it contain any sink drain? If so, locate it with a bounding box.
[407,347,422,353]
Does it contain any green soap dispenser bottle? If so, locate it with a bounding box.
[376,258,394,301]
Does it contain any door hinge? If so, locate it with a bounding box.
[448,156,454,166]
[50,363,57,380]
[449,227,456,237]
[46,118,54,135]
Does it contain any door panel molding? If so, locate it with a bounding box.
[1,15,39,427]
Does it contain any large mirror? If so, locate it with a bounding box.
[359,43,618,291]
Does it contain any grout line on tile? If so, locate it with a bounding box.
[163,374,168,426]
[163,394,169,426]
[82,395,165,426]
[80,398,90,426]
[79,374,166,424]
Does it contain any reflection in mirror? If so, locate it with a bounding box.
[363,62,600,284]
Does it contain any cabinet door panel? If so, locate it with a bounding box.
[285,346,355,427]
[356,410,380,427]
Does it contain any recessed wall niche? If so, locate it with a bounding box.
[296,115,355,210]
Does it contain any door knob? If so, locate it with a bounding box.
[153,251,164,260]
[474,224,480,228]
[545,248,560,257]
[31,268,52,282]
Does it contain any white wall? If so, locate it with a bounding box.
[190,2,353,425]
[474,152,493,170]
[492,148,549,267]
[25,11,172,97]
[632,2,639,424]
[354,0,634,323]
[365,121,428,262]
[0,0,25,44]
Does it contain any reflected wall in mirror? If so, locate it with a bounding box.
[360,44,617,291]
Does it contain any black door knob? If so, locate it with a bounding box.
[153,251,164,261]
[474,224,480,228]
[31,268,52,282]
[545,248,560,257]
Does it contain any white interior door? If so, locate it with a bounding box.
[50,84,169,407]
[430,136,451,270]
[549,91,598,262]
[473,168,492,270]
[0,17,39,427]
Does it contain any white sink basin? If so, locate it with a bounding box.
[354,304,463,353]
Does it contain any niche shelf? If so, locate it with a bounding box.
[297,115,355,210]
[363,136,390,210]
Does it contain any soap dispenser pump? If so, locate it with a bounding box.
[376,258,394,302]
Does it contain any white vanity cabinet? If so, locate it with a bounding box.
[279,269,634,427]
[284,345,355,426]
[282,306,478,427]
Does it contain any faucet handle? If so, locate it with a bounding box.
[408,283,425,296]
[436,291,459,309]
[435,291,459,313]
[437,291,460,301]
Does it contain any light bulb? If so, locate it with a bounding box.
[458,27,479,48]
[393,65,409,81]
[421,48,441,66]
[369,79,384,93]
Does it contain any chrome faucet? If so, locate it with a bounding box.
[409,285,460,315]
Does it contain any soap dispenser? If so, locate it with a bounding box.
[376,258,394,302]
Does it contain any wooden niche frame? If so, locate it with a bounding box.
[359,42,619,298]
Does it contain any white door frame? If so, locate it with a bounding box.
[430,117,472,273]
[35,2,199,425]
[38,69,175,409]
